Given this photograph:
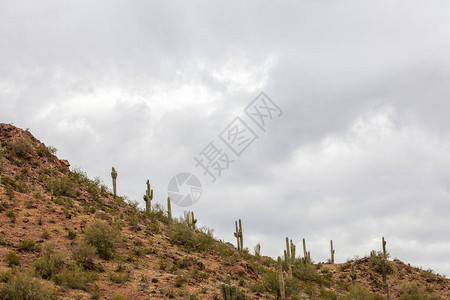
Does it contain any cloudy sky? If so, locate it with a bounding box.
[1,1,450,275]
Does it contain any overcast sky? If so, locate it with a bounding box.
[1,1,450,276]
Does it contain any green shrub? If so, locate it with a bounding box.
[72,241,97,270]
[32,244,64,280]
[5,186,15,200]
[292,260,320,281]
[5,210,16,223]
[42,230,50,239]
[5,252,20,266]
[169,223,195,249]
[368,251,393,274]
[0,273,57,300]
[398,283,440,300]
[112,294,130,300]
[340,285,382,300]
[67,229,77,240]
[53,265,97,291]
[319,289,338,299]
[0,270,13,283]
[109,270,130,284]
[84,220,122,260]
[174,273,187,287]
[262,270,301,298]
[51,174,76,197]
[17,239,36,252]
[7,140,32,159]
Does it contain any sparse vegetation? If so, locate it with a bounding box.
[72,240,97,270]
[84,220,122,260]
[5,210,16,223]
[32,244,64,280]
[0,272,57,300]
[5,252,20,266]
[17,239,36,252]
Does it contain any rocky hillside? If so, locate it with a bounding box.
[0,123,448,299]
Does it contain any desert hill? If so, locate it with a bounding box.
[0,123,448,299]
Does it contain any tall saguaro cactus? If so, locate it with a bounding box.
[382,237,387,259]
[143,179,153,214]
[234,219,243,251]
[381,258,391,300]
[184,211,197,229]
[167,197,172,225]
[302,238,311,264]
[277,256,286,300]
[330,240,335,264]
[111,167,118,198]
[254,243,261,257]
[221,274,237,300]
[284,237,295,279]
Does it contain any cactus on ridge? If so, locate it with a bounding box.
[143,179,153,214]
[111,167,118,198]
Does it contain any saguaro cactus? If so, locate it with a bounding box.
[167,197,172,225]
[184,211,197,229]
[350,265,357,282]
[221,274,237,300]
[284,237,295,279]
[302,238,311,264]
[277,256,286,300]
[143,179,153,214]
[381,259,391,300]
[111,167,118,198]
[234,219,243,251]
[330,240,335,264]
[382,237,387,259]
[254,243,261,257]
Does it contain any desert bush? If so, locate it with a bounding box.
[368,251,393,274]
[174,273,187,287]
[42,230,50,239]
[72,240,97,270]
[214,242,236,258]
[0,234,7,246]
[5,252,19,266]
[67,229,77,240]
[195,227,215,251]
[319,288,338,299]
[5,210,15,223]
[7,140,32,159]
[169,223,195,249]
[17,239,36,252]
[0,273,57,300]
[398,283,440,300]
[112,294,131,300]
[109,267,130,284]
[149,203,169,224]
[53,265,97,291]
[340,285,382,300]
[292,260,320,281]
[84,220,121,260]
[0,270,13,283]
[32,244,64,279]
[51,174,76,197]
